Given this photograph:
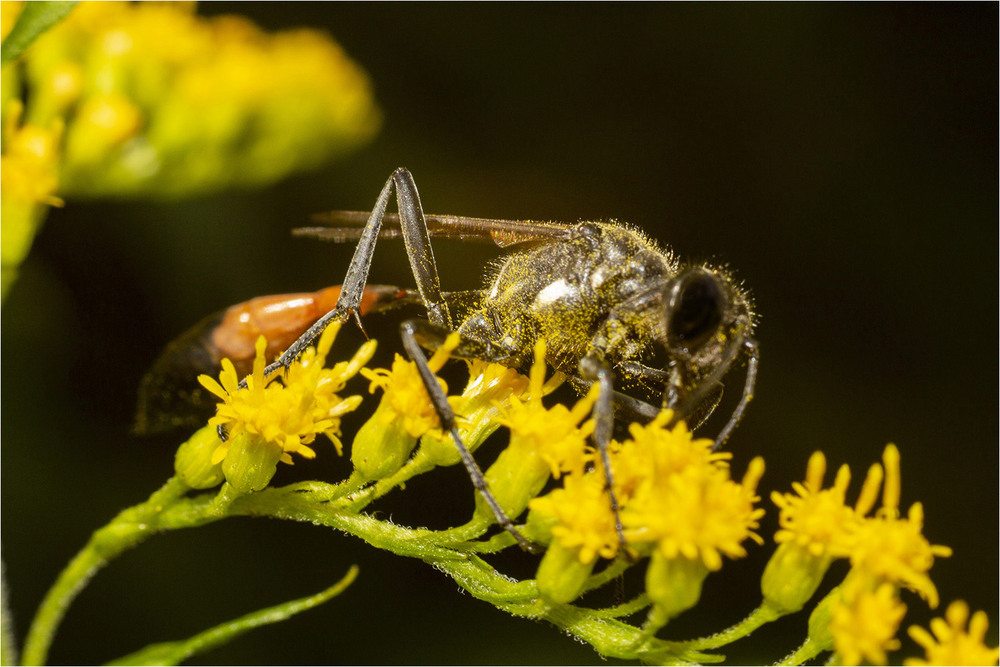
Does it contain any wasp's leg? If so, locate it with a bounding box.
[399,320,536,552]
[710,339,758,449]
[579,351,628,553]
[615,359,722,430]
[265,168,451,378]
[666,338,759,451]
[405,317,519,364]
[219,169,451,440]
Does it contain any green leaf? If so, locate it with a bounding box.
[0,2,78,64]
[106,566,359,666]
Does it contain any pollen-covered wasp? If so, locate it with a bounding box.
[138,168,759,551]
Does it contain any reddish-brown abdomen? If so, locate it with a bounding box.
[209,284,404,363]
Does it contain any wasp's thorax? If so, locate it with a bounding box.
[455,222,753,425]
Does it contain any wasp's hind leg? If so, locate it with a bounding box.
[220,168,451,440]
[265,168,452,378]
[399,319,537,552]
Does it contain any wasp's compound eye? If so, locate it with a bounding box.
[666,269,726,351]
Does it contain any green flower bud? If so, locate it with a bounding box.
[806,585,839,652]
[352,400,419,480]
[222,432,283,494]
[646,551,709,622]
[761,541,833,615]
[418,414,502,467]
[523,506,557,547]
[473,444,551,524]
[416,430,462,467]
[174,425,225,489]
[536,541,596,604]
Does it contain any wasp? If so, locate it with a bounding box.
[139,168,759,551]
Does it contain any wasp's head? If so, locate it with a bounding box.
[664,266,753,359]
[659,265,755,427]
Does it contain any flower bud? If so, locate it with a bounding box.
[523,506,557,547]
[645,551,709,622]
[761,541,833,615]
[473,443,551,524]
[351,400,419,480]
[806,585,839,653]
[221,431,283,493]
[174,425,225,489]
[536,541,596,604]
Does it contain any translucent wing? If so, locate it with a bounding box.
[297,211,577,248]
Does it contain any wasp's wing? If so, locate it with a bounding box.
[298,211,577,248]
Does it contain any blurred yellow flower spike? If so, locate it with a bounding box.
[5,1,380,199]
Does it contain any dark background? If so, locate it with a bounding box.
[3,4,996,664]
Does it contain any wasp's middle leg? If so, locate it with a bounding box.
[579,351,629,553]
[399,319,537,552]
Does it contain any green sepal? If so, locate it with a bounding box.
[645,551,709,623]
[351,400,418,480]
[805,583,840,653]
[474,443,551,523]
[0,2,78,64]
[174,426,225,490]
[760,541,833,615]
[106,566,358,666]
[536,540,595,604]
[221,432,282,493]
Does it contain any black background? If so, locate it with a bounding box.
[3,4,997,664]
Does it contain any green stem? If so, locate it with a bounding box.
[776,636,827,666]
[677,601,783,651]
[368,452,437,500]
[433,556,710,664]
[588,593,651,620]
[21,477,193,665]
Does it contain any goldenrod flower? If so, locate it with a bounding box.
[198,323,374,492]
[450,358,532,451]
[360,334,457,438]
[771,450,857,556]
[618,415,765,572]
[848,445,952,609]
[353,334,459,478]
[494,341,595,478]
[611,411,729,504]
[762,450,857,613]
[906,601,1000,666]
[0,101,63,208]
[529,470,620,565]
[0,100,64,296]
[830,581,907,666]
[477,340,598,521]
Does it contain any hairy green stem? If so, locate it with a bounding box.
[21,477,192,665]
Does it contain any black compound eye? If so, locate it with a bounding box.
[666,269,727,350]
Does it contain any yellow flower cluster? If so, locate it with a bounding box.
[175,324,993,662]
[765,445,956,665]
[906,601,1000,666]
[193,322,374,493]
[527,389,766,615]
[4,1,380,199]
